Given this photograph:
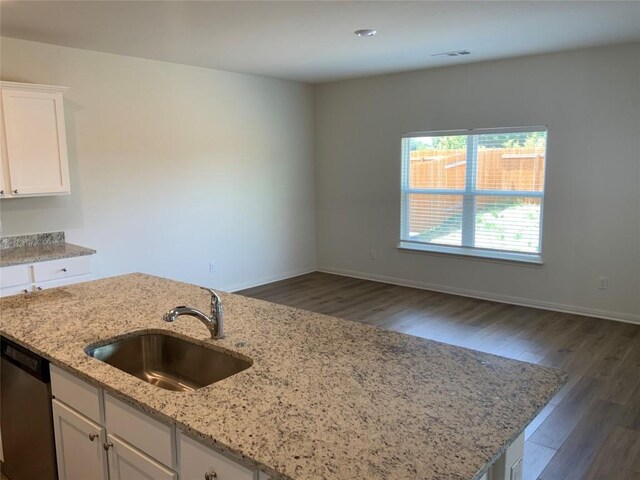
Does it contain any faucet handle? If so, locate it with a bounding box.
[200,287,223,318]
[200,286,221,303]
[200,286,224,339]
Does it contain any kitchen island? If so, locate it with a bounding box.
[0,273,566,480]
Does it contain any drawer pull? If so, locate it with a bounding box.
[88,433,98,441]
[13,189,18,194]
[37,286,43,291]
[62,268,68,272]
[205,472,218,480]
[0,190,4,195]
[103,441,113,451]
[22,289,29,294]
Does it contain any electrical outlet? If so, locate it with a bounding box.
[369,249,376,260]
[598,276,608,290]
[209,262,215,273]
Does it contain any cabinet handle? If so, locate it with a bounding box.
[88,433,98,441]
[37,286,43,291]
[62,267,67,272]
[22,289,29,294]
[12,189,18,194]
[205,472,218,480]
[103,441,113,451]
[0,190,4,195]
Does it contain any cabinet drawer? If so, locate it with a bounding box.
[0,284,31,297]
[35,274,93,291]
[32,255,91,282]
[51,364,102,424]
[0,263,31,287]
[105,393,175,469]
[178,431,254,480]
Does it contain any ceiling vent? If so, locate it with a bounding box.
[432,50,471,57]
[354,29,377,37]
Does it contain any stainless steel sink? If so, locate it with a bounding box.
[86,333,252,392]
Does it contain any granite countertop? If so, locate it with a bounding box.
[0,273,566,480]
[0,242,96,267]
[0,231,95,267]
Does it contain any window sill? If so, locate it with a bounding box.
[397,242,544,266]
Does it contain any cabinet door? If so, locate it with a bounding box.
[1,87,70,196]
[52,399,108,480]
[0,146,8,198]
[106,433,177,480]
[0,88,10,198]
[178,431,255,480]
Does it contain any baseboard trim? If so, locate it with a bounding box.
[317,266,640,325]
[226,267,316,293]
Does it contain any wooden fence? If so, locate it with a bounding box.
[408,147,545,233]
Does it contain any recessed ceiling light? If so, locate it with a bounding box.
[432,50,472,57]
[354,29,377,37]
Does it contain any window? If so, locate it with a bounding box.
[400,127,547,263]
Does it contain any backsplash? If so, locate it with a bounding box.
[0,231,65,250]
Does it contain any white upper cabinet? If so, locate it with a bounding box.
[0,81,71,198]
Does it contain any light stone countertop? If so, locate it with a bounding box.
[0,273,566,480]
[0,242,96,267]
[0,231,95,267]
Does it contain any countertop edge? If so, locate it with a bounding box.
[470,369,568,480]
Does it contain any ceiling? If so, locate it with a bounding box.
[1,1,639,83]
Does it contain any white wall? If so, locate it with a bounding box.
[315,43,640,322]
[0,37,316,291]
[2,38,638,322]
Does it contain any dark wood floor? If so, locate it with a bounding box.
[239,272,640,480]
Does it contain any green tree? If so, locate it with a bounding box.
[432,135,466,150]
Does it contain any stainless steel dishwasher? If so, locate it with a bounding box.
[1,336,58,480]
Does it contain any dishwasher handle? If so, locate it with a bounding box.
[0,336,50,382]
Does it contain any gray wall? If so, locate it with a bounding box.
[315,43,640,322]
[0,37,316,291]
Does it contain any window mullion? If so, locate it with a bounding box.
[462,135,477,247]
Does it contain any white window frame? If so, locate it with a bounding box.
[399,126,547,264]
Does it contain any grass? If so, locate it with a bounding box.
[414,200,540,253]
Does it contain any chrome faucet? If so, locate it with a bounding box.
[163,287,224,339]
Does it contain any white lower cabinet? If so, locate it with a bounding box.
[178,431,255,480]
[52,399,109,480]
[105,393,175,468]
[0,255,94,297]
[50,365,270,480]
[0,283,31,296]
[107,434,177,480]
[0,263,32,297]
[53,397,177,480]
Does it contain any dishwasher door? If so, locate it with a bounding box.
[1,337,58,480]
